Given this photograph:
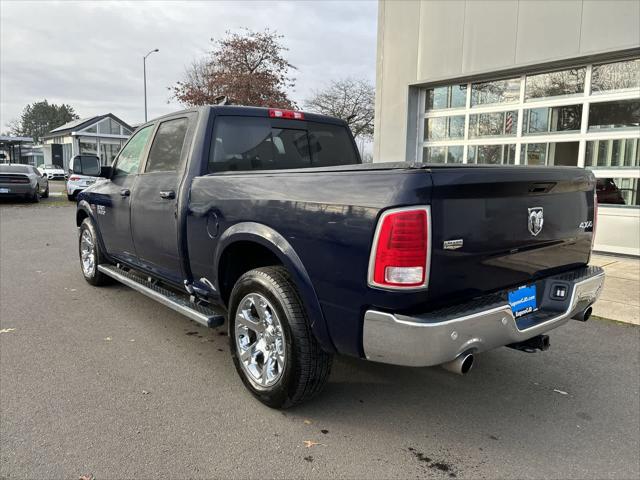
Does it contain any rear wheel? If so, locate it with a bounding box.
[229,266,332,408]
[79,218,111,286]
[31,185,40,203]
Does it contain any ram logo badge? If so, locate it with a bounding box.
[528,207,544,236]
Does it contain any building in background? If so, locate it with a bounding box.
[40,113,133,170]
[0,136,42,165]
[374,0,640,255]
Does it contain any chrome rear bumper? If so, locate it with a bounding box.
[362,266,604,367]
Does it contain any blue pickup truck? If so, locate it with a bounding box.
[75,106,604,408]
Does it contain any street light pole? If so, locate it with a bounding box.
[143,48,159,122]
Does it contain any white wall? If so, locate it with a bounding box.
[374,0,640,162]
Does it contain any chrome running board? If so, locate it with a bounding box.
[98,264,225,328]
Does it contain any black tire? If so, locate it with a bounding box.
[78,218,111,286]
[67,192,76,201]
[41,185,49,198]
[31,185,40,203]
[229,266,332,408]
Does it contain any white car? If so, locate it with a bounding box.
[66,155,101,201]
[40,164,66,180]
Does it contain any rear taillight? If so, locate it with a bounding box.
[69,176,80,181]
[368,207,430,289]
[592,189,598,250]
[268,108,304,120]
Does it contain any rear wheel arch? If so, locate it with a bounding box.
[215,223,336,353]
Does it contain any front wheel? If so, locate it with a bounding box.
[229,266,332,408]
[41,185,49,198]
[78,218,111,286]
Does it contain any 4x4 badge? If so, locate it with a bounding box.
[528,207,544,236]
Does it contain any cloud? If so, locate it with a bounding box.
[0,0,377,129]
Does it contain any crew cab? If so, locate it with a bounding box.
[75,106,604,408]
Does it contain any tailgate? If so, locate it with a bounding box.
[427,166,596,303]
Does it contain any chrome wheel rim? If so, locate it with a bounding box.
[235,293,286,388]
[80,229,96,276]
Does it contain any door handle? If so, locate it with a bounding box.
[159,190,176,199]
[120,188,130,197]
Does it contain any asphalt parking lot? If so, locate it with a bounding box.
[1,198,639,479]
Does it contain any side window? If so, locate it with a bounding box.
[208,117,311,173]
[145,118,189,173]
[113,125,153,176]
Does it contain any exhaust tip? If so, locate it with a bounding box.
[442,352,474,375]
[460,354,474,375]
[573,306,593,322]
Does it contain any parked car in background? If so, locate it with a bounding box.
[39,164,66,180]
[66,155,101,201]
[74,106,604,408]
[0,164,49,202]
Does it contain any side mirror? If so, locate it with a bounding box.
[42,172,47,178]
[100,166,113,178]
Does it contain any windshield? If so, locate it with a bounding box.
[0,165,30,174]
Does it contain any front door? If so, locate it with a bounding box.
[131,116,192,283]
[97,125,154,263]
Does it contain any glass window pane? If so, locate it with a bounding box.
[588,99,640,130]
[447,146,464,163]
[79,140,97,155]
[471,78,520,106]
[525,105,582,134]
[522,142,579,166]
[448,116,465,139]
[592,59,640,93]
[450,85,467,108]
[424,146,446,163]
[525,68,585,100]
[426,85,467,110]
[145,118,189,173]
[470,111,517,137]
[585,139,640,167]
[425,117,446,140]
[85,125,97,133]
[113,125,153,176]
[596,178,639,206]
[426,87,448,110]
[97,119,111,135]
[468,144,516,165]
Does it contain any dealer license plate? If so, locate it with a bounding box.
[0,188,10,193]
[508,284,537,318]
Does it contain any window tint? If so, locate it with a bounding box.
[113,125,153,176]
[73,156,101,175]
[145,118,189,173]
[209,117,358,173]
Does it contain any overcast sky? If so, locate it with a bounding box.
[0,0,377,130]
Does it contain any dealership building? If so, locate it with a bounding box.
[373,0,640,255]
[40,113,133,170]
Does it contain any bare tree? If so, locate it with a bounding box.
[304,78,375,140]
[171,28,296,109]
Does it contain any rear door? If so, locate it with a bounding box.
[130,115,193,283]
[96,125,154,262]
[427,166,596,302]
